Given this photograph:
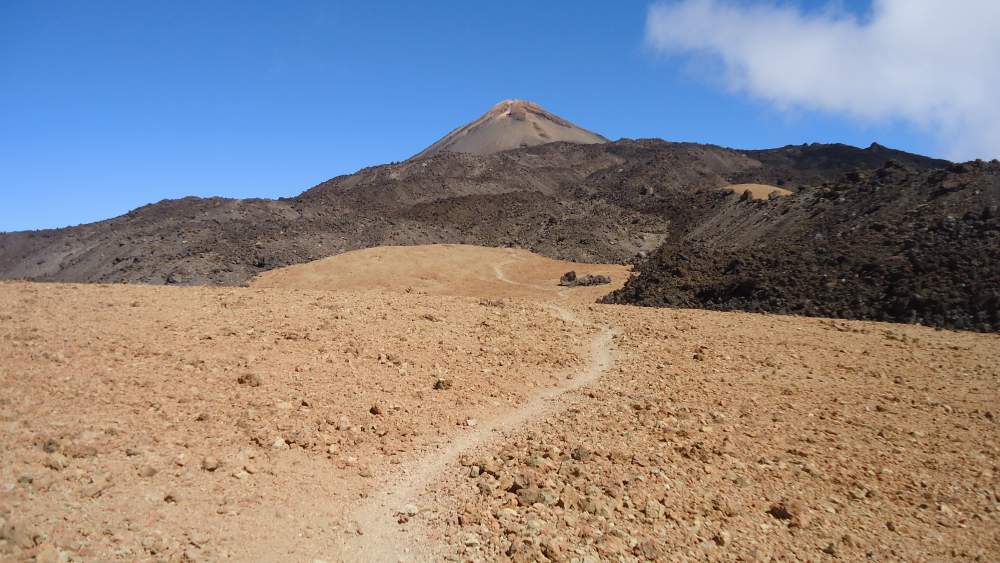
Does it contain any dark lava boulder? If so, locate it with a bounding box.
[560,271,611,287]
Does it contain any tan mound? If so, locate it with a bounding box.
[723,183,794,200]
[411,99,607,160]
[252,244,629,304]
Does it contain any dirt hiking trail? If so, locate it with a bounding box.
[334,251,619,561]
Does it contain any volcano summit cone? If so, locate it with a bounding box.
[411,99,607,159]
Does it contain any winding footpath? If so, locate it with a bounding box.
[333,252,618,562]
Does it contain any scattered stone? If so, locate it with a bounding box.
[462,533,480,547]
[236,373,262,387]
[644,498,664,520]
[201,456,221,472]
[139,465,158,478]
[477,480,496,495]
[82,474,114,498]
[539,487,559,506]
[541,539,565,560]
[271,438,289,450]
[63,441,98,458]
[559,271,612,287]
[496,507,518,519]
[636,539,662,560]
[369,404,382,416]
[768,503,794,520]
[433,378,452,390]
[189,531,210,547]
[38,437,60,453]
[526,518,545,531]
[44,453,68,471]
[559,486,582,510]
[517,486,543,506]
[481,461,502,477]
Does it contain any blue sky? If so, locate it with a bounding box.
[0,0,956,231]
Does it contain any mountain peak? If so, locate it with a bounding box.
[412,99,607,160]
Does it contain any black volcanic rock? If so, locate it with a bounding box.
[731,142,950,187]
[559,271,611,287]
[603,160,1000,332]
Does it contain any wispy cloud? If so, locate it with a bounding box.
[646,0,1000,160]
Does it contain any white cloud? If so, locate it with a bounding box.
[646,0,1000,160]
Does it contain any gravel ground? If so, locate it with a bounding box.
[1,245,997,562]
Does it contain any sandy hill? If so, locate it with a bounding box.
[722,183,794,200]
[411,99,607,160]
[252,244,629,303]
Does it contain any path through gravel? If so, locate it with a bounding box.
[333,254,617,561]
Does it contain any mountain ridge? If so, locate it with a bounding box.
[0,138,949,283]
[3,107,993,331]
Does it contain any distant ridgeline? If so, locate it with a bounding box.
[2,99,995,331]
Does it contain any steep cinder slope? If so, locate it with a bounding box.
[411,100,606,160]
[605,160,1000,332]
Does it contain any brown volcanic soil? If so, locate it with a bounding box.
[439,305,1000,562]
[2,245,998,561]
